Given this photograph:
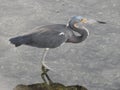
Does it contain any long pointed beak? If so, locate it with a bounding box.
[82,18,106,24]
[97,21,106,24]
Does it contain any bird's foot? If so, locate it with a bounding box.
[41,65,49,74]
[41,65,53,84]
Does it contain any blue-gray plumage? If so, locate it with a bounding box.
[9,16,106,48]
[10,24,71,48]
[9,16,106,75]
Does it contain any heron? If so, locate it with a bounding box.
[9,16,106,81]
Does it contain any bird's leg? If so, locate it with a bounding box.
[41,66,49,83]
[40,48,53,84]
[40,48,50,83]
[41,69,53,84]
[41,73,47,83]
[45,72,53,84]
[41,48,49,73]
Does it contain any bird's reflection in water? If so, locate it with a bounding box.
[14,72,88,90]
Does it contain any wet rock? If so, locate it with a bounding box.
[14,83,88,90]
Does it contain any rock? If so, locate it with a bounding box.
[14,83,88,90]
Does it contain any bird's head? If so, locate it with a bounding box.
[68,16,106,29]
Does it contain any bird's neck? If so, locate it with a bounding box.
[68,24,89,43]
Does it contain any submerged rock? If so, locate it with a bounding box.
[14,83,88,90]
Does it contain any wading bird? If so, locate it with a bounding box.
[9,16,106,76]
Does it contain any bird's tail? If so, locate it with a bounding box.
[9,35,30,47]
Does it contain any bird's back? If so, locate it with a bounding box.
[9,24,73,48]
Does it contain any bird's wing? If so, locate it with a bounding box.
[29,30,67,48]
